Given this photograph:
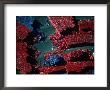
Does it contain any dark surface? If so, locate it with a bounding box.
[0,0,109,4]
[0,0,109,90]
[107,1,110,88]
[0,2,4,88]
